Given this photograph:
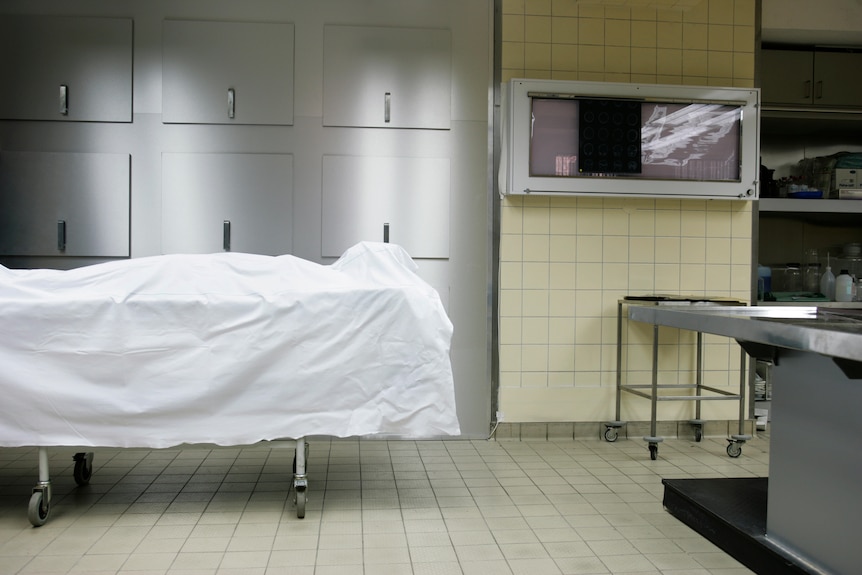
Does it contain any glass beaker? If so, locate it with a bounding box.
[784,263,802,292]
[803,248,820,293]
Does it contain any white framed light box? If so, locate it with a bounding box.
[503,79,760,200]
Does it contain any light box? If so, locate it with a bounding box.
[503,79,760,200]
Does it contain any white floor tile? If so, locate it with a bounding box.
[0,436,764,575]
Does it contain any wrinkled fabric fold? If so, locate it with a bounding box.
[0,242,459,448]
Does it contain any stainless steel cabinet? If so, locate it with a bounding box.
[0,151,130,257]
[161,153,293,255]
[762,48,862,108]
[0,16,133,122]
[162,20,295,125]
[323,25,451,129]
[321,155,450,258]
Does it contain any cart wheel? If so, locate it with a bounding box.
[603,427,618,442]
[295,489,306,519]
[648,444,658,460]
[727,442,742,458]
[28,491,49,527]
[694,428,703,442]
[73,453,93,486]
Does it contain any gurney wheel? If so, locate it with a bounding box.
[73,452,93,486]
[28,492,49,527]
[295,490,306,519]
[727,442,742,458]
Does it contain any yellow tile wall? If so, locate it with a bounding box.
[498,0,757,424]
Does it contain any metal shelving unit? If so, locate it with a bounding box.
[604,296,750,460]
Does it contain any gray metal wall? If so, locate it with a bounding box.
[0,0,494,437]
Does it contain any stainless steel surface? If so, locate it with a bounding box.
[323,25,451,129]
[0,16,132,122]
[321,155,450,258]
[162,20,294,125]
[162,153,293,256]
[0,151,130,257]
[628,304,862,362]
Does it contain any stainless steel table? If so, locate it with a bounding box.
[605,296,749,460]
[626,305,862,575]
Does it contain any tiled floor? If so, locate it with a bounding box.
[0,433,769,575]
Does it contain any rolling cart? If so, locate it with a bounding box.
[604,296,751,460]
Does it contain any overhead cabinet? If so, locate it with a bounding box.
[0,152,130,257]
[762,48,862,108]
[162,20,295,125]
[323,25,451,129]
[0,16,133,122]
[161,153,294,255]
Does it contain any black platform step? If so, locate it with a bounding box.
[662,477,817,575]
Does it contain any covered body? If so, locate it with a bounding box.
[0,242,459,448]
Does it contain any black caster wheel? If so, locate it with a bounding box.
[73,452,93,486]
[604,427,618,442]
[648,444,658,460]
[694,428,703,442]
[727,442,742,458]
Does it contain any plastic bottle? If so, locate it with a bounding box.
[820,263,835,301]
[836,269,854,302]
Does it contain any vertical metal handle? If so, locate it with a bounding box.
[228,88,235,119]
[57,220,66,251]
[803,80,811,99]
[59,85,68,116]
[383,222,390,243]
[384,92,391,123]
[223,220,231,251]
[815,80,823,100]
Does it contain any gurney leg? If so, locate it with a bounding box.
[28,448,51,527]
[293,437,308,519]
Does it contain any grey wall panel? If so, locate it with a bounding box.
[162,153,293,255]
[162,20,295,125]
[321,155,450,258]
[0,16,133,122]
[0,151,130,257]
[323,25,451,129]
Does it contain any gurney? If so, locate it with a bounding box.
[0,242,459,524]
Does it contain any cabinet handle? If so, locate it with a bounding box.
[57,220,66,251]
[59,85,68,116]
[384,92,391,123]
[383,222,390,243]
[815,80,823,100]
[228,88,235,119]
[803,80,811,99]
[223,220,231,251]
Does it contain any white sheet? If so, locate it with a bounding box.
[0,242,459,448]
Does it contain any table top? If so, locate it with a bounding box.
[627,305,862,362]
